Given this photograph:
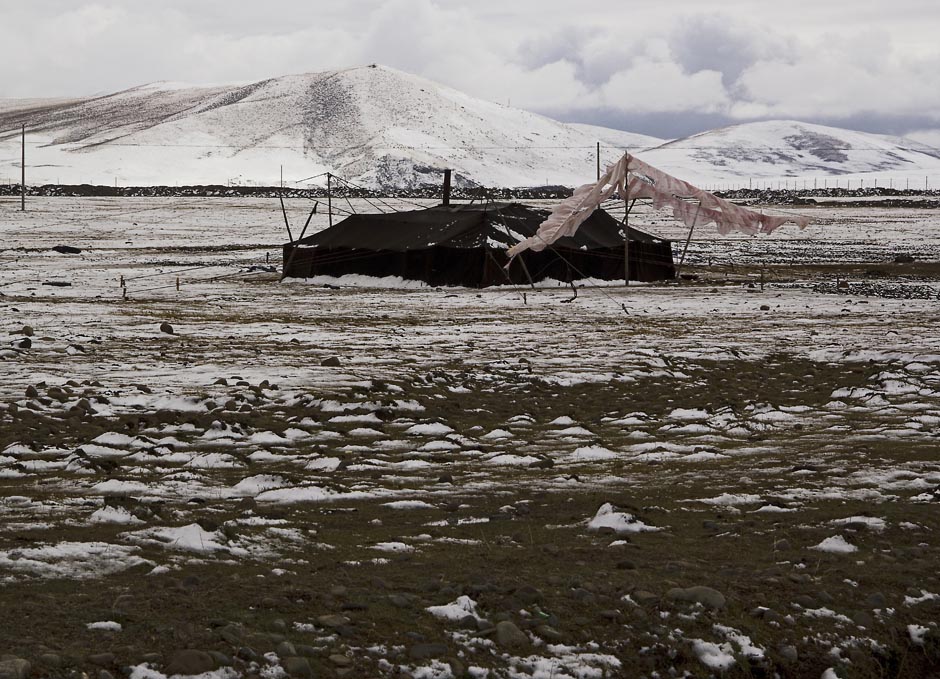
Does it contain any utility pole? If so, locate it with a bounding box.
[20,124,25,211]
[596,142,600,181]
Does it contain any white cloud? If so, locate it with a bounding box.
[1,1,939,138]
[600,60,729,114]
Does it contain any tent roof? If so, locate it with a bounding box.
[293,202,667,252]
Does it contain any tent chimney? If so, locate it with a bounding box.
[442,169,452,206]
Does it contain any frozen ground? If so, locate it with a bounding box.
[1,196,940,678]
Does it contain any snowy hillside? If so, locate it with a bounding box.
[0,66,634,189]
[640,120,940,187]
[567,123,665,152]
[2,70,940,189]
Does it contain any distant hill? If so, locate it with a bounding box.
[2,70,939,189]
[0,65,635,189]
[640,120,940,186]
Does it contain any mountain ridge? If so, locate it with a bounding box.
[1,66,939,188]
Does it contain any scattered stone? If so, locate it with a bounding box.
[281,656,314,678]
[317,613,350,628]
[0,659,30,679]
[38,654,62,668]
[515,585,543,604]
[165,650,215,676]
[159,322,174,335]
[866,592,887,609]
[535,625,564,643]
[321,356,342,367]
[665,586,726,610]
[852,610,874,628]
[217,625,243,645]
[329,654,352,667]
[20,326,33,336]
[52,245,82,254]
[409,644,448,660]
[87,653,115,667]
[234,647,258,662]
[276,641,297,658]
[495,621,529,649]
[778,645,799,663]
[25,385,38,398]
[633,590,659,607]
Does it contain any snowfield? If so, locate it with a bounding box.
[0,194,939,677]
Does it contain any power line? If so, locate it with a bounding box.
[3,140,933,153]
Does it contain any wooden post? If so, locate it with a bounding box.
[442,169,452,206]
[624,159,630,287]
[327,173,333,228]
[596,142,600,181]
[20,124,25,212]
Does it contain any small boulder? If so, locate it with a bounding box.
[666,585,726,610]
[495,621,529,649]
[52,245,82,254]
[165,650,215,676]
[0,659,31,679]
[281,657,314,678]
[159,322,174,335]
[321,356,342,367]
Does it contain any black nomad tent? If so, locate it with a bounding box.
[282,202,675,287]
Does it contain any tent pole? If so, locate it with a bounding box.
[596,142,600,181]
[676,203,702,279]
[624,161,630,287]
[327,173,333,228]
[280,202,318,282]
[20,124,25,212]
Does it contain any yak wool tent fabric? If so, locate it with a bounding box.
[506,153,811,258]
[282,202,675,287]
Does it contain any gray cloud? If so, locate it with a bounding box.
[1,1,939,144]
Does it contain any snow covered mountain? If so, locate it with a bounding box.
[2,68,939,189]
[0,65,650,189]
[640,120,940,186]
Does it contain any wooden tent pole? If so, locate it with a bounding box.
[20,124,25,212]
[676,203,702,278]
[624,159,631,287]
[327,173,333,228]
[280,202,318,281]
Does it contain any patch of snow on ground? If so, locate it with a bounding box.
[125,523,233,553]
[569,445,617,461]
[699,493,763,506]
[89,506,145,525]
[426,595,482,622]
[587,503,660,534]
[87,620,122,631]
[691,639,736,670]
[0,542,151,579]
[812,536,858,554]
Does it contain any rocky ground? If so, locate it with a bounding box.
[1,197,940,678]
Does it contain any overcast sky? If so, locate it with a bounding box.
[3,0,940,143]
